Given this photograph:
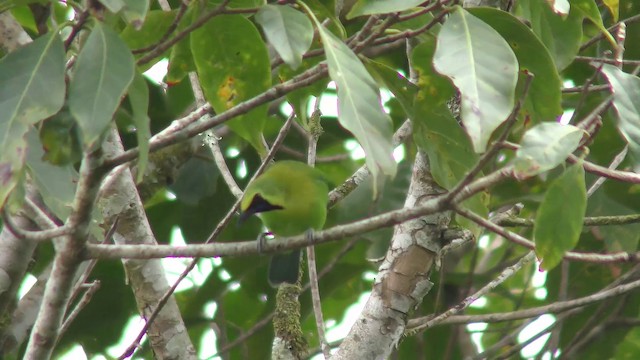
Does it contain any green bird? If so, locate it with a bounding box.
[239,160,330,286]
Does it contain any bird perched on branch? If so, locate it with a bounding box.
[239,161,329,286]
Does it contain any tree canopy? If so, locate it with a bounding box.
[0,0,640,359]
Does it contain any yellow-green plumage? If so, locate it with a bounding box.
[240,161,329,285]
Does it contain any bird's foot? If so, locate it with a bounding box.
[256,232,271,253]
[304,229,316,245]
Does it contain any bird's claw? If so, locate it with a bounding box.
[304,229,316,245]
[257,232,269,254]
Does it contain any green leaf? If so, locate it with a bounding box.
[314,18,397,182]
[534,163,587,270]
[587,191,640,253]
[409,38,487,236]
[433,7,518,153]
[600,64,640,171]
[0,31,65,206]
[121,0,150,28]
[468,7,562,122]
[69,22,135,148]
[255,4,313,70]
[413,102,489,237]
[347,0,426,19]
[170,148,221,205]
[364,59,417,116]
[38,107,82,166]
[602,0,619,22]
[305,0,347,38]
[570,0,616,46]
[513,122,584,179]
[26,129,77,219]
[98,0,125,13]
[128,72,150,183]
[191,14,271,156]
[517,0,582,71]
[210,0,265,8]
[120,9,176,68]
[166,4,199,84]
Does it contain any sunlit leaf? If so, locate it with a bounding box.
[347,0,426,19]
[315,17,397,183]
[69,22,135,148]
[600,64,640,171]
[517,0,582,71]
[570,0,616,46]
[513,122,584,179]
[255,4,313,70]
[534,163,587,270]
[602,0,620,21]
[191,14,270,155]
[469,7,562,122]
[433,7,518,153]
[410,38,488,236]
[0,31,65,205]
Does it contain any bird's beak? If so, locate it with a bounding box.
[237,194,283,226]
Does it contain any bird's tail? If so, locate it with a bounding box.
[268,250,301,286]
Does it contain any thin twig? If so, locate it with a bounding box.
[455,206,640,264]
[569,61,606,124]
[131,1,188,54]
[580,13,640,51]
[587,145,628,196]
[444,72,534,203]
[190,73,243,198]
[406,252,536,335]
[305,106,331,359]
[57,281,101,341]
[213,237,360,358]
[1,208,69,241]
[409,265,640,328]
[493,212,640,227]
[118,113,296,359]
[63,9,89,50]
[137,1,231,65]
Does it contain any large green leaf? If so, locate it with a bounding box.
[534,163,587,270]
[517,0,582,71]
[468,7,562,122]
[410,39,488,236]
[128,72,150,183]
[69,22,135,148]
[513,122,584,179]
[600,64,640,171]
[26,129,76,219]
[347,0,427,19]
[120,9,177,68]
[191,14,271,156]
[0,31,65,206]
[255,4,313,70]
[433,7,518,153]
[166,3,199,84]
[570,0,616,46]
[314,17,397,182]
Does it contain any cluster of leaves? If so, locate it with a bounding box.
[0,0,639,359]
